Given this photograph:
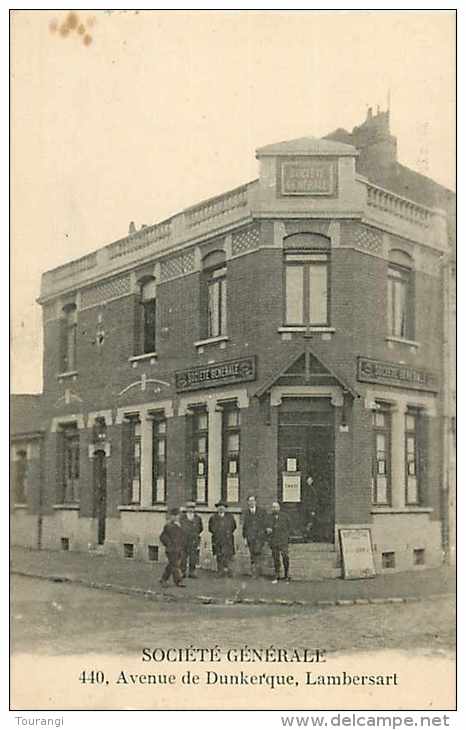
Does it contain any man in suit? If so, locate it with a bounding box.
[265,501,291,584]
[159,508,187,587]
[208,501,237,577]
[242,495,267,577]
[180,501,203,578]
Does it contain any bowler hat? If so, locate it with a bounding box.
[215,500,227,508]
[169,507,180,516]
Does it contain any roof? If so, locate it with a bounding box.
[10,394,44,437]
[256,136,358,158]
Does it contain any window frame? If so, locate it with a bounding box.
[13,448,28,505]
[221,404,241,504]
[127,417,142,505]
[284,251,330,327]
[138,278,157,355]
[206,264,227,339]
[371,405,392,506]
[61,424,80,504]
[405,408,421,506]
[60,304,77,373]
[191,408,209,504]
[387,260,414,340]
[152,414,167,505]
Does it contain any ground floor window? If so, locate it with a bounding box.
[191,409,208,504]
[125,417,141,505]
[61,424,80,503]
[152,416,167,504]
[405,408,422,505]
[222,404,240,503]
[13,447,28,504]
[371,405,391,506]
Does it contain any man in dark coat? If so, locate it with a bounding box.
[265,501,291,583]
[242,495,267,577]
[208,501,237,576]
[159,508,187,587]
[180,501,203,578]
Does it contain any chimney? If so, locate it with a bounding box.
[128,221,136,235]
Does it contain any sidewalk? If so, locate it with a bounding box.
[11,546,455,608]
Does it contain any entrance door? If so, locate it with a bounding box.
[278,398,335,542]
[93,450,107,545]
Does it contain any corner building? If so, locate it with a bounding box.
[12,110,455,577]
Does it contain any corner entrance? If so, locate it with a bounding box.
[93,450,107,545]
[278,397,335,542]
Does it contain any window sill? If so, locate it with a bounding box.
[118,505,167,512]
[194,335,229,348]
[385,336,420,349]
[13,503,28,510]
[53,503,80,511]
[129,352,158,363]
[371,506,433,514]
[278,326,335,333]
[57,371,78,379]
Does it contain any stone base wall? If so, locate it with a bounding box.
[11,511,40,549]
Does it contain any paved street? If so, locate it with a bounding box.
[11,575,455,656]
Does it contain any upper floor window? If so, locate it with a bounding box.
[387,250,414,339]
[284,252,329,326]
[201,250,227,339]
[137,278,156,354]
[283,233,331,328]
[371,405,391,506]
[60,303,77,372]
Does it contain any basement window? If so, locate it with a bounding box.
[381,551,396,569]
[413,548,425,566]
[123,543,134,559]
[148,545,159,562]
[61,537,70,551]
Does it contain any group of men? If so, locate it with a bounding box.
[159,495,291,588]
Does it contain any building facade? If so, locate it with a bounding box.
[11,110,455,578]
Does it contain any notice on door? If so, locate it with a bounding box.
[339,528,376,580]
[282,473,301,503]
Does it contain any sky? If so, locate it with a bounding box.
[11,10,456,393]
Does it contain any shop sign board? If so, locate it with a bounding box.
[175,356,256,393]
[281,160,335,196]
[339,528,376,580]
[357,357,437,392]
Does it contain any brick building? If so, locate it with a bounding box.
[11,109,455,577]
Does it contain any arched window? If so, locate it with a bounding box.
[387,250,414,339]
[283,233,330,327]
[138,277,156,354]
[202,250,227,339]
[60,303,77,372]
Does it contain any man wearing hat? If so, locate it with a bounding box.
[180,501,203,578]
[242,495,267,578]
[208,501,237,576]
[159,508,188,587]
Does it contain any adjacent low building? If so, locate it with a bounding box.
[11,109,456,578]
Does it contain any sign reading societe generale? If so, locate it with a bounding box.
[175,356,256,393]
[357,357,437,393]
